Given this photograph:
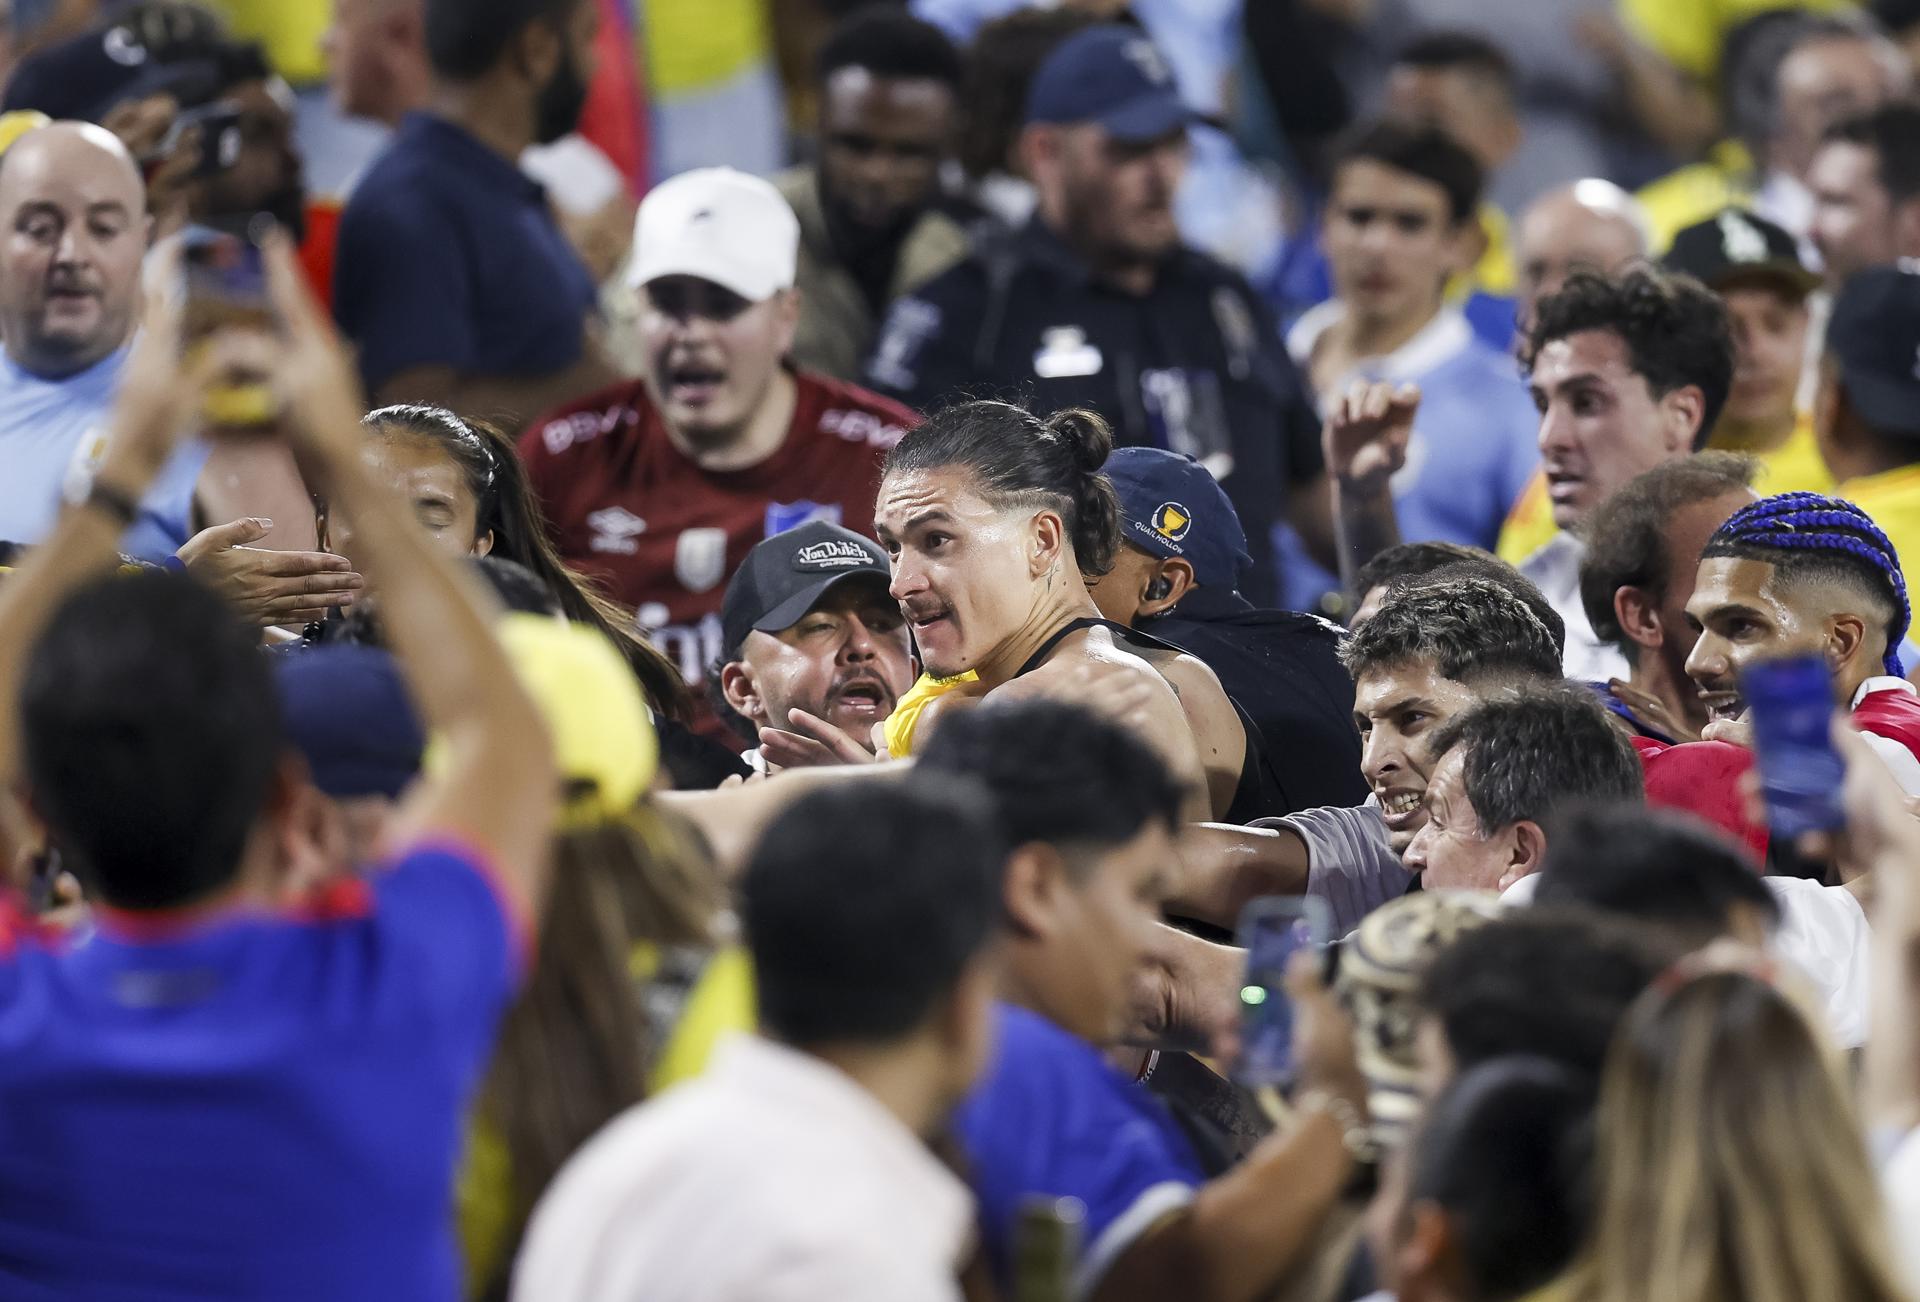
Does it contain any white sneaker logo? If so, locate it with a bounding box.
[586,506,647,555]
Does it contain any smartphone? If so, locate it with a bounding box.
[1743,653,1846,839]
[146,102,244,177]
[1232,895,1333,1088]
[180,223,276,427]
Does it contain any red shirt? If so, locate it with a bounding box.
[522,370,917,737]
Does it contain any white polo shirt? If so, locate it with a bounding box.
[514,1034,974,1302]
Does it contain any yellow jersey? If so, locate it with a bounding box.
[882,671,979,758]
[1622,0,1843,82]
[1840,462,1920,590]
[1635,140,1755,254]
[644,0,774,96]
[1713,412,1835,498]
[1465,201,1515,298]
[1497,470,1557,567]
[203,0,329,86]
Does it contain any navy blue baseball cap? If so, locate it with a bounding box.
[274,645,425,800]
[1827,263,1920,440]
[1024,25,1201,143]
[721,520,893,658]
[1104,447,1252,590]
[1,11,257,122]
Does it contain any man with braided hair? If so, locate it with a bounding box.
[1686,491,1920,793]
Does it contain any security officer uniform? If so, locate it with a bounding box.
[867,219,1321,606]
[860,21,1324,607]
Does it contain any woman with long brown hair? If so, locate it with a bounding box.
[324,403,690,720]
[454,617,749,1300]
[1558,961,1912,1302]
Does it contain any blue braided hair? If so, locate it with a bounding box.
[1702,493,1909,676]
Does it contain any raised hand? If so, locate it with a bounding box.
[1323,380,1419,493]
[257,230,371,463]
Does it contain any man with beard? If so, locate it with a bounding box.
[712,522,916,773]
[1686,491,1920,791]
[523,168,917,742]
[775,9,973,382]
[864,24,1332,606]
[333,0,621,429]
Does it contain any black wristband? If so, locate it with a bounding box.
[77,480,140,527]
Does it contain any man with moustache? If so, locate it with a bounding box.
[713,522,916,773]
[334,0,622,429]
[864,24,1331,606]
[523,168,916,742]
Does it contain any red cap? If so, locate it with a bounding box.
[1632,737,1769,863]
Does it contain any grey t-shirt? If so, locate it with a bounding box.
[1256,798,1413,936]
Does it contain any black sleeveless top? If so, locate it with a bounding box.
[1013,617,1286,825]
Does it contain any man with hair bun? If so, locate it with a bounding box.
[871,399,1244,821]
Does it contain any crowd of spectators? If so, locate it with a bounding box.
[11,1,1920,1301]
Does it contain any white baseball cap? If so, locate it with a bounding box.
[629,167,800,303]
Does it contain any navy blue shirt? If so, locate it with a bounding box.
[333,114,598,397]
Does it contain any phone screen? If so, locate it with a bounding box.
[1743,653,1846,839]
[1232,896,1332,1087]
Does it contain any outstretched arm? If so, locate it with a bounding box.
[262,236,557,922]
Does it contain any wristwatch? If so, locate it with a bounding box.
[66,477,140,527]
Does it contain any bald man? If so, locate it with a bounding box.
[0,123,361,624]
[1513,180,1650,332]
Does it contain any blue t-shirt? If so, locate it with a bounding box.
[0,841,525,1302]
[334,113,599,398]
[953,1005,1204,1296]
[0,344,207,562]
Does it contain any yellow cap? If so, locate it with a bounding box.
[0,111,50,157]
[430,614,658,828]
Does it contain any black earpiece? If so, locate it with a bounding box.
[1145,576,1174,602]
